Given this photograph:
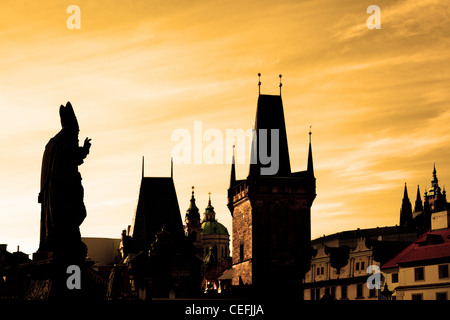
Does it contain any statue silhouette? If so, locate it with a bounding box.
[37,102,91,263]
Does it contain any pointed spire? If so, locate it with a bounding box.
[142,156,145,178]
[186,186,200,221]
[204,192,216,222]
[171,157,173,179]
[414,185,423,212]
[307,127,314,177]
[429,163,441,196]
[403,182,408,199]
[400,183,413,227]
[230,144,236,188]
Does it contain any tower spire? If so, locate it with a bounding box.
[307,127,314,177]
[204,192,215,222]
[230,144,236,188]
[186,186,200,220]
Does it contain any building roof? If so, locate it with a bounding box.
[381,227,450,269]
[312,225,418,249]
[131,177,184,250]
[248,94,291,177]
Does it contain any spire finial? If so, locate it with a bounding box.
[307,128,314,177]
[171,157,173,179]
[207,192,212,208]
[232,143,235,163]
[191,185,195,196]
[279,74,282,95]
[142,156,145,178]
[230,143,236,188]
[258,73,261,95]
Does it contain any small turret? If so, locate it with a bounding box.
[203,193,216,222]
[186,186,200,222]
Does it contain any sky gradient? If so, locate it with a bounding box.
[1,0,450,255]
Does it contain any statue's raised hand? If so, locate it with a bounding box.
[83,137,92,151]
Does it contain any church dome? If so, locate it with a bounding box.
[200,193,229,236]
[201,220,229,236]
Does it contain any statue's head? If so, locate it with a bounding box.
[59,101,79,133]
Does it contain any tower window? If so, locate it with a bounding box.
[239,244,244,261]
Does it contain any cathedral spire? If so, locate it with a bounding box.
[414,185,423,212]
[428,163,442,199]
[400,183,413,227]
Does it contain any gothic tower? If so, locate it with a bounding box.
[227,75,316,297]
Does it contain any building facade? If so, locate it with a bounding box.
[303,227,416,300]
[381,210,450,300]
[304,164,450,300]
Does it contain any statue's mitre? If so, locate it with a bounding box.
[60,101,79,130]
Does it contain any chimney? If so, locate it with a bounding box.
[0,244,7,251]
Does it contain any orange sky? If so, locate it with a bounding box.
[1,1,450,255]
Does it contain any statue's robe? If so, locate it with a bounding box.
[38,128,89,258]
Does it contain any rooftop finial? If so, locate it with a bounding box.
[191,185,195,196]
[258,73,261,95]
[207,192,212,207]
[279,74,282,95]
